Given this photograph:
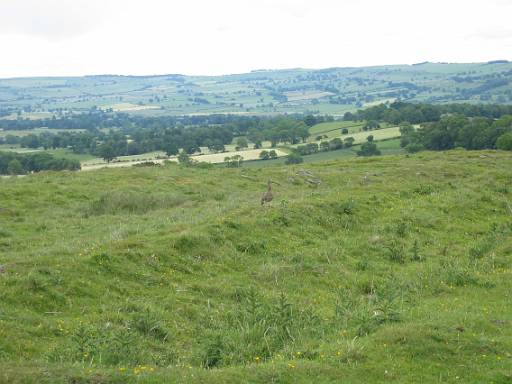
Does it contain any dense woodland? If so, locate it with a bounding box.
[0,113,318,158]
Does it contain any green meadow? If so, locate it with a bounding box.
[0,150,511,383]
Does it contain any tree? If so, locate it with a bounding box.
[225,155,244,167]
[399,122,415,136]
[357,137,381,157]
[363,120,380,130]
[20,134,40,149]
[496,132,512,150]
[303,115,317,127]
[306,143,319,153]
[248,130,264,149]
[320,141,330,151]
[344,137,355,147]
[235,137,248,150]
[268,150,278,159]
[164,142,179,157]
[341,128,349,135]
[208,140,225,153]
[7,159,24,175]
[259,150,270,160]
[405,143,424,153]
[343,112,355,121]
[329,138,343,150]
[399,122,415,148]
[99,142,116,163]
[285,152,303,164]
[178,151,192,165]
[367,135,374,142]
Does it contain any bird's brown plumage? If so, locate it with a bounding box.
[261,181,273,205]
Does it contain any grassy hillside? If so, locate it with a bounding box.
[0,150,511,383]
[1,62,512,117]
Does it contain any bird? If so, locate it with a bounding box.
[261,180,273,205]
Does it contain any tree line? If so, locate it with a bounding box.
[0,116,313,161]
[400,115,512,152]
[0,151,81,175]
[345,102,512,125]
[0,109,329,132]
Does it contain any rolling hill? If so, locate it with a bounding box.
[1,61,512,117]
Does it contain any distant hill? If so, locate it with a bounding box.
[1,61,512,117]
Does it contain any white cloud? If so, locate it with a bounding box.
[467,28,512,40]
[0,0,510,78]
[0,0,112,40]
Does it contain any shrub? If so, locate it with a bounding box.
[357,141,381,157]
[285,152,303,164]
[406,143,425,153]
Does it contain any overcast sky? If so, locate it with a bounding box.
[1,0,511,78]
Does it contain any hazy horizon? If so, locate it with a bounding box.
[1,0,512,79]
[1,59,511,81]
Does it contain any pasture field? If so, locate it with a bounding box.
[0,144,28,152]
[80,149,289,171]
[0,150,511,383]
[45,149,97,163]
[100,103,161,112]
[304,126,401,145]
[309,121,365,136]
[191,148,287,163]
[345,127,401,144]
[0,128,86,138]
[0,112,54,120]
[374,138,403,153]
[284,90,334,102]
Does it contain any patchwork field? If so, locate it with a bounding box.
[80,148,289,171]
[2,61,512,116]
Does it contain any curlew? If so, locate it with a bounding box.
[261,180,273,205]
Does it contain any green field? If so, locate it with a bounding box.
[1,149,511,383]
[0,128,86,138]
[46,149,98,163]
[309,121,365,136]
[303,126,401,146]
[243,139,403,168]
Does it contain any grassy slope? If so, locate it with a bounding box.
[0,150,511,383]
